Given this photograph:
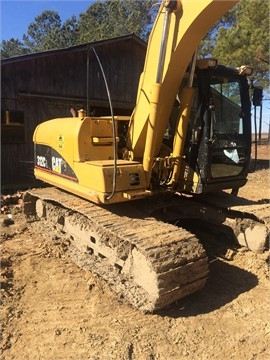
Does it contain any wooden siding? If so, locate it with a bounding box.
[1,35,146,188]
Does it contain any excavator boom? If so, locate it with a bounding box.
[127,0,238,182]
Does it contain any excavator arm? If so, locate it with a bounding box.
[127,0,238,184]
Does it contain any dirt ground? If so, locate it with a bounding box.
[1,141,269,360]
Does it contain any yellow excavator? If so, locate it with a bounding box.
[24,0,268,311]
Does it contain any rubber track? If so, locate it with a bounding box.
[24,187,208,312]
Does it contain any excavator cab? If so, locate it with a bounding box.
[177,63,252,194]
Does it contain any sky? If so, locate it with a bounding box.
[1,0,94,41]
[1,0,269,132]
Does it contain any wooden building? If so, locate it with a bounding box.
[1,34,146,189]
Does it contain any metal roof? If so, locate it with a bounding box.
[1,33,146,64]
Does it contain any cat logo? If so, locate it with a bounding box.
[52,156,62,173]
[57,135,64,149]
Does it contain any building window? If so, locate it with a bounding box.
[1,110,25,143]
